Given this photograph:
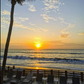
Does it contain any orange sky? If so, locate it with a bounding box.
[1,0,84,49]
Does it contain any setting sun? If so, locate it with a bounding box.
[36,44,40,48]
[36,67,38,69]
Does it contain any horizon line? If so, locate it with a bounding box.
[1,48,84,50]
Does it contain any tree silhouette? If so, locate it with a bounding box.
[1,0,35,84]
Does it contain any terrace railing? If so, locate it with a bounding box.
[4,66,84,82]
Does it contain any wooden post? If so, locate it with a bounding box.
[73,72,74,77]
[44,70,46,77]
[13,65,15,69]
[81,72,83,82]
[8,66,10,73]
[30,69,32,73]
[65,71,67,78]
[51,70,53,75]
[58,70,59,78]
[23,70,25,76]
[17,69,18,73]
[37,70,39,74]
[10,69,12,71]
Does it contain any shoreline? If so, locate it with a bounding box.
[6,65,84,73]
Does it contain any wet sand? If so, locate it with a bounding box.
[6,65,84,73]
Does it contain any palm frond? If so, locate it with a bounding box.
[16,0,25,5]
[9,0,36,5]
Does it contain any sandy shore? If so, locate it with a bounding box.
[5,65,84,73]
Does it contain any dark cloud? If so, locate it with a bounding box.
[59,34,69,38]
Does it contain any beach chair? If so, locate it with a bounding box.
[60,76,67,84]
[22,73,33,84]
[3,71,14,83]
[47,75,54,84]
[10,71,22,84]
[72,77,80,84]
[32,74,43,84]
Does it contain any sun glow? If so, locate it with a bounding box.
[36,67,38,69]
[36,44,40,48]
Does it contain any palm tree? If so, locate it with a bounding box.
[1,0,35,84]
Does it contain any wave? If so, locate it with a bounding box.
[1,55,84,64]
[1,51,84,54]
[25,52,84,54]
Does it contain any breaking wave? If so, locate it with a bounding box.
[6,52,84,54]
[1,55,84,64]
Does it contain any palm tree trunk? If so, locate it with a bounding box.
[1,4,15,84]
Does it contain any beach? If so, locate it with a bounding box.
[1,49,84,83]
[1,49,84,71]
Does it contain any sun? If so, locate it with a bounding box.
[36,67,38,69]
[36,43,41,48]
[36,44,40,48]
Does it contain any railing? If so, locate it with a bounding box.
[4,66,84,82]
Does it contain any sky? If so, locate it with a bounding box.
[1,0,84,49]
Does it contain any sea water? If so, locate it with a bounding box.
[1,49,84,71]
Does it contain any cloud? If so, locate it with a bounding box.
[1,10,10,15]
[18,17,29,22]
[1,16,48,32]
[40,28,48,32]
[45,40,84,46]
[42,0,65,14]
[23,2,36,12]
[29,22,35,26]
[43,0,59,12]
[1,10,16,16]
[42,0,66,23]
[60,20,75,35]
[58,17,68,24]
[13,22,36,31]
[61,29,69,34]
[1,17,10,29]
[14,22,48,32]
[2,16,29,25]
[63,43,84,46]
[41,14,57,23]
[61,23,75,33]
[43,40,64,47]
[1,17,10,24]
[59,17,64,21]
[46,40,84,49]
[35,36,41,40]
[78,32,84,35]
[68,23,75,28]
[62,3,65,5]
[59,34,69,38]
[29,22,48,32]
[48,40,63,44]
[1,25,6,28]
[28,4,36,12]
[1,17,36,31]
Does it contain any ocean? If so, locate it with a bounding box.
[1,49,84,71]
